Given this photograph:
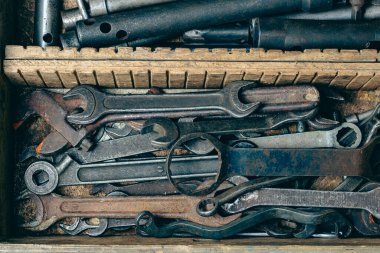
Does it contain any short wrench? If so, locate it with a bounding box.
[20,193,240,231]
[221,184,380,218]
[244,123,362,149]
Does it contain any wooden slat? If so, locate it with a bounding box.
[5,46,379,62]
[5,53,380,90]
[361,74,380,91]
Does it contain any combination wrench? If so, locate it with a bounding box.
[165,133,380,196]
[25,155,218,195]
[242,123,362,149]
[63,82,319,125]
[20,184,241,231]
[220,184,380,218]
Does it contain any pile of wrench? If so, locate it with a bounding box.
[15,81,380,239]
[36,0,380,50]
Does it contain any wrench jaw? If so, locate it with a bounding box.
[60,218,109,237]
[223,81,261,118]
[64,85,99,125]
[141,118,179,149]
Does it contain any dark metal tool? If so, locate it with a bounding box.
[136,207,352,239]
[20,192,240,231]
[25,90,93,153]
[350,182,380,236]
[149,108,318,154]
[221,185,380,217]
[62,0,175,30]
[60,0,336,48]
[34,0,62,47]
[251,18,380,50]
[242,123,362,149]
[25,155,218,195]
[63,82,319,125]
[165,134,380,196]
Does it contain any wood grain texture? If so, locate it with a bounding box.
[5,46,380,90]
[2,236,380,252]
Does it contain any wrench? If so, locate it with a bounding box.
[221,184,380,218]
[64,81,259,125]
[243,123,362,149]
[20,191,240,231]
[165,133,380,196]
[136,207,352,239]
[63,82,320,125]
[25,154,218,195]
[61,217,135,236]
[148,109,318,153]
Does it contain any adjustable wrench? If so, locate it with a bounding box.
[20,193,240,232]
[221,184,380,218]
[25,155,218,195]
[243,123,362,149]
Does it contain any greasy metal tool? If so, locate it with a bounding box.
[136,207,352,239]
[16,84,319,155]
[62,0,175,30]
[221,185,380,218]
[63,82,259,125]
[350,0,366,20]
[149,108,318,154]
[251,18,380,50]
[20,192,240,231]
[25,155,218,195]
[61,217,135,236]
[165,134,380,196]
[60,0,336,48]
[34,0,62,47]
[350,182,380,236]
[243,123,362,149]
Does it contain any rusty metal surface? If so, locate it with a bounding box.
[21,193,240,231]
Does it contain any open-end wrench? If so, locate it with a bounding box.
[60,217,135,236]
[242,123,362,149]
[25,154,218,195]
[136,207,352,239]
[221,184,380,218]
[63,82,320,125]
[165,133,380,197]
[147,109,318,154]
[20,90,93,153]
[20,192,240,232]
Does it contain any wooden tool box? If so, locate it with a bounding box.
[1,0,380,252]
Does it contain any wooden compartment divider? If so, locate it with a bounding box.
[4,46,380,90]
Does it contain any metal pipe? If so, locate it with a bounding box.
[251,18,380,50]
[34,0,62,47]
[88,0,176,16]
[61,0,175,31]
[60,0,336,48]
[182,5,380,46]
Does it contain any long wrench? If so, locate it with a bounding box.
[63,82,319,125]
[166,134,380,196]
[244,123,362,149]
[221,185,380,218]
[136,208,352,239]
[20,193,240,232]
[25,155,218,195]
